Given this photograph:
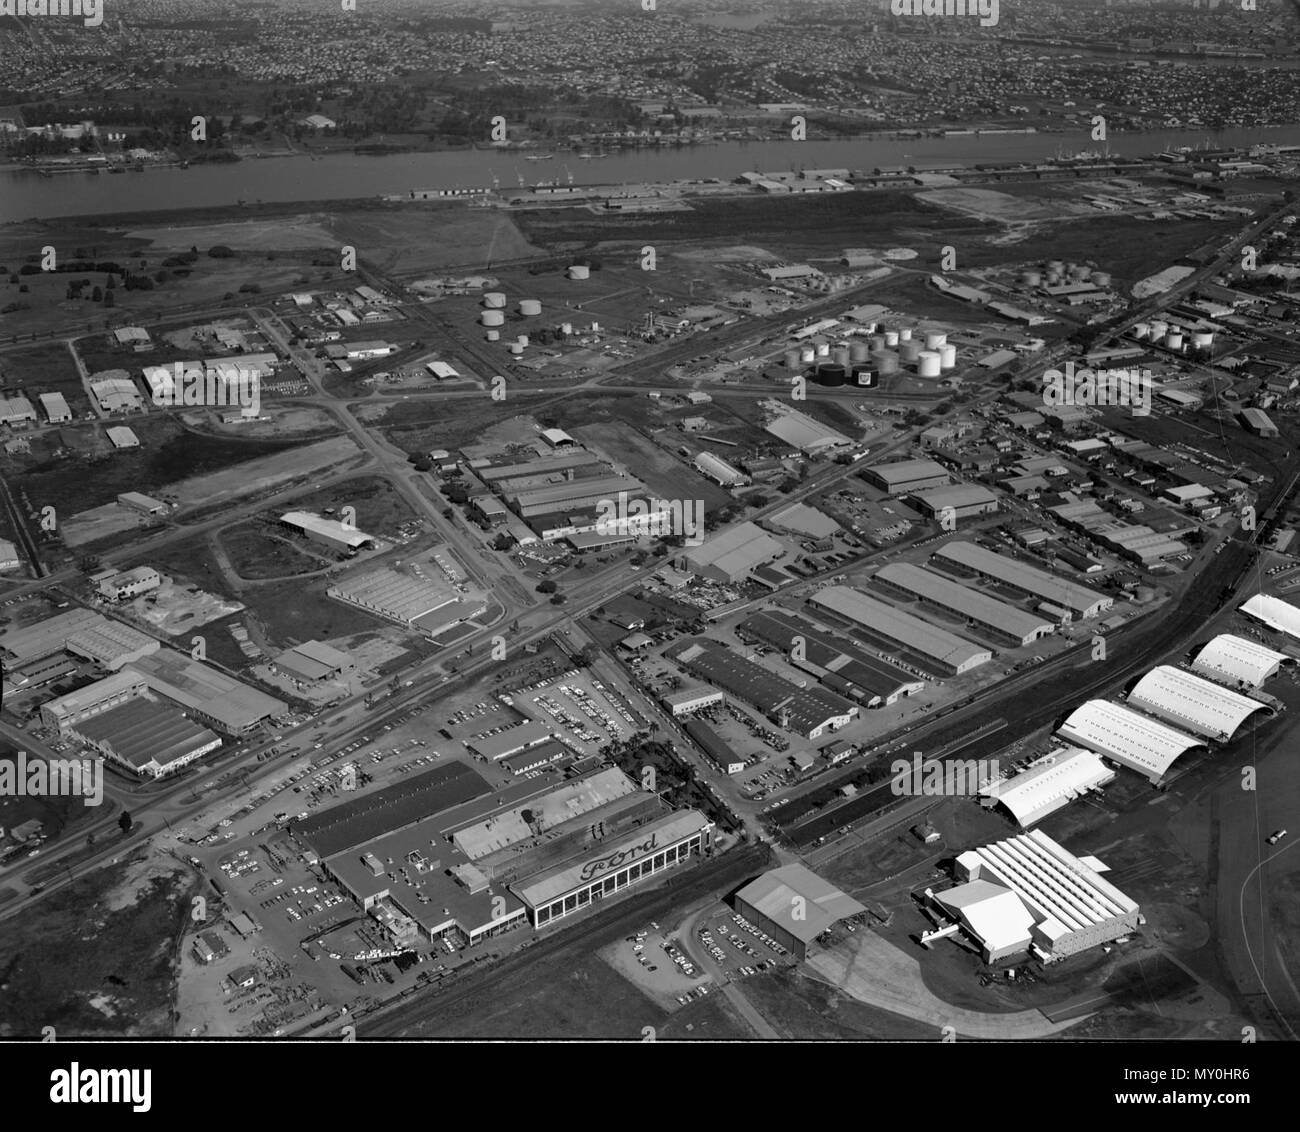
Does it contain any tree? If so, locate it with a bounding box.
[118,811,133,834]
[536,579,557,594]
[91,286,103,302]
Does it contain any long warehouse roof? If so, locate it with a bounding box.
[1057,700,1203,783]
[979,747,1115,827]
[810,586,992,670]
[1192,634,1290,688]
[956,829,1139,943]
[874,562,1052,640]
[735,863,867,945]
[933,541,1111,617]
[1239,593,1300,639]
[1126,665,1267,741]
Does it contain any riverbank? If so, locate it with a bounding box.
[2,124,1295,224]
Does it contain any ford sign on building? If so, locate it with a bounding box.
[512,810,713,928]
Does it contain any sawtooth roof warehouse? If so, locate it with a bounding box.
[294,762,714,949]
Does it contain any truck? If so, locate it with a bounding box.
[1267,829,1288,845]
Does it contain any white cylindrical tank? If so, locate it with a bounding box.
[484,292,507,309]
[939,343,958,369]
[1132,322,1150,340]
[517,334,530,347]
[561,322,573,335]
[925,331,947,350]
[1150,320,1168,339]
[1165,332,1184,350]
[486,329,500,342]
[1191,331,1214,349]
[591,321,601,332]
[800,347,816,364]
[918,351,942,378]
[870,335,886,351]
[884,330,900,347]
[1047,259,1065,274]
[816,342,831,357]
[568,265,591,280]
[510,342,524,355]
[519,299,542,317]
[899,328,913,342]
[480,310,505,327]
[1092,271,1112,288]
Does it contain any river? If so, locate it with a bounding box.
[2,125,1296,224]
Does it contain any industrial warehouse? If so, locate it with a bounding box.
[295,763,713,948]
[1056,700,1205,785]
[809,585,993,675]
[734,863,867,961]
[1191,634,1291,688]
[736,609,926,706]
[933,541,1113,620]
[979,747,1116,827]
[670,638,859,739]
[872,562,1054,648]
[921,829,1140,963]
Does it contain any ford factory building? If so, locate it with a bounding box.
[513,810,713,928]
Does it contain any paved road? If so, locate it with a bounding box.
[678,904,779,1039]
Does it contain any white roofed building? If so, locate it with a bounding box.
[1192,634,1290,689]
[927,829,1140,962]
[1125,665,1268,742]
[980,747,1116,827]
[1056,700,1204,784]
[1240,593,1300,639]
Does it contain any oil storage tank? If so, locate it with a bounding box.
[850,341,871,364]
[900,341,922,364]
[484,292,507,309]
[939,343,958,369]
[816,363,847,387]
[481,310,505,327]
[519,299,542,317]
[918,351,942,378]
[872,350,900,376]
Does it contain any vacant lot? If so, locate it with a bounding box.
[18,419,310,518]
[514,191,993,258]
[220,523,324,580]
[0,853,193,1038]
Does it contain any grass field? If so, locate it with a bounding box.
[219,523,323,581]
[284,476,418,538]
[0,853,193,1038]
[143,533,384,650]
[569,418,734,512]
[14,419,307,517]
[742,967,937,1040]
[514,191,993,258]
[375,393,560,454]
